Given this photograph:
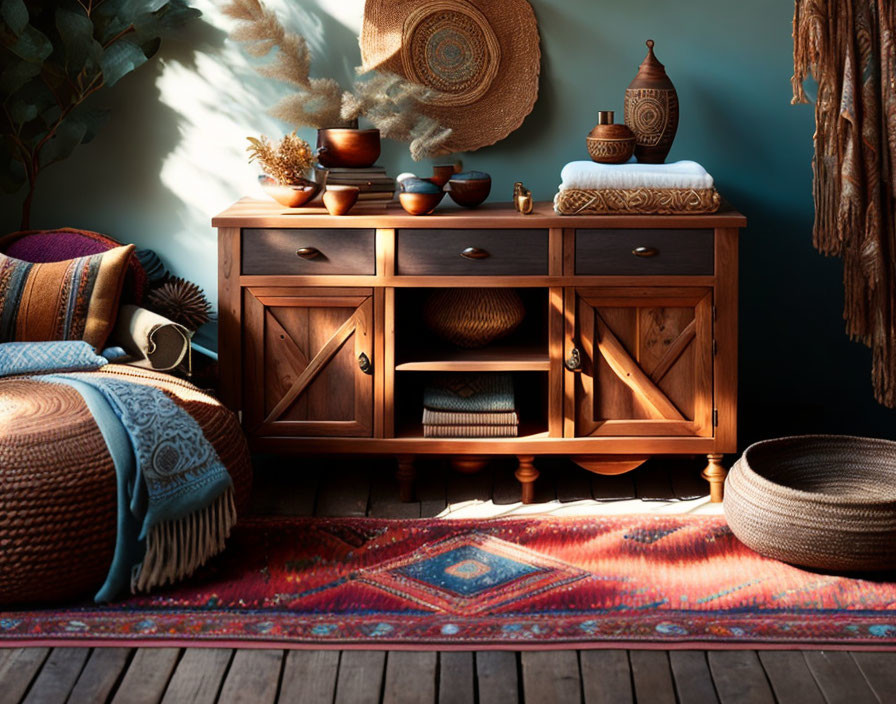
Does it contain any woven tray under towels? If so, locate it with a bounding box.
[554,160,721,215]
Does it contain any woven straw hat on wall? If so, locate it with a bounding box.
[360,0,541,154]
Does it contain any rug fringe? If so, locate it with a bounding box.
[132,488,237,593]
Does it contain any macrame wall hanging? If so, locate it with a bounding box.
[793,0,896,407]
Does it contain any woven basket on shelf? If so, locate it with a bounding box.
[724,435,896,571]
[423,288,525,348]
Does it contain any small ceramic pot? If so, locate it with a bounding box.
[316,128,381,168]
[586,111,636,164]
[430,164,456,187]
[445,171,491,208]
[399,191,444,216]
[259,174,322,208]
[323,185,359,216]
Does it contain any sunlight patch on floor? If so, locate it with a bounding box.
[437,496,725,519]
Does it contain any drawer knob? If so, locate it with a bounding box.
[461,247,490,260]
[296,247,321,259]
[358,352,373,374]
[565,346,583,372]
[632,246,659,258]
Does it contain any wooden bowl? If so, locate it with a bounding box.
[446,176,491,208]
[316,128,381,168]
[586,136,636,164]
[323,185,359,216]
[259,177,321,208]
[399,191,444,216]
[430,164,456,187]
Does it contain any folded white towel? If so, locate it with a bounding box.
[558,159,715,191]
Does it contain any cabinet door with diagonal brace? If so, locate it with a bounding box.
[570,287,713,437]
[243,287,374,437]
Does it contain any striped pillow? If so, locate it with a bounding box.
[0,244,135,349]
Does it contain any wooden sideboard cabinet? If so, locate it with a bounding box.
[213,200,745,503]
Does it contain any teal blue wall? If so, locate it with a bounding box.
[2,0,893,443]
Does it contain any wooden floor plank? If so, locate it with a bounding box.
[668,459,709,500]
[315,466,370,517]
[630,650,676,704]
[382,651,437,704]
[590,473,636,501]
[669,650,719,703]
[707,651,774,704]
[633,461,675,501]
[475,651,519,704]
[580,649,633,704]
[248,457,319,516]
[757,650,825,704]
[851,651,896,703]
[553,459,593,502]
[334,650,386,704]
[21,647,89,704]
[417,459,448,517]
[520,651,580,703]
[438,651,474,704]
[111,648,181,704]
[802,651,879,704]
[368,462,421,519]
[491,463,522,505]
[160,648,232,704]
[446,466,494,506]
[0,648,50,704]
[217,649,283,704]
[278,650,339,704]
[68,648,132,704]
[529,459,557,504]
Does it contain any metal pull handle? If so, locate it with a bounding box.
[460,247,490,260]
[296,247,321,259]
[358,352,372,374]
[632,246,659,258]
[565,346,583,372]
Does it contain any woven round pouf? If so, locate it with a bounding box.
[423,288,525,348]
[0,368,252,605]
[724,435,896,571]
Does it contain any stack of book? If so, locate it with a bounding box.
[317,165,396,205]
[422,373,519,438]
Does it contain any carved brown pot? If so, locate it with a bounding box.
[316,128,381,168]
[586,111,636,164]
[624,40,679,164]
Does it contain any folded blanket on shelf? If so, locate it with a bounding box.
[423,373,516,413]
[557,160,715,191]
[0,340,235,601]
[422,409,519,426]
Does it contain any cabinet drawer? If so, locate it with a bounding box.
[242,228,376,275]
[396,229,548,276]
[575,229,714,276]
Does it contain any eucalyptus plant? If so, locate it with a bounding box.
[0,0,200,229]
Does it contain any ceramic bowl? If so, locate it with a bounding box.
[323,185,360,216]
[316,128,381,168]
[445,172,491,208]
[399,191,444,216]
[259,175,321,208]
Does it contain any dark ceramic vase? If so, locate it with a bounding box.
[624,40,679,164]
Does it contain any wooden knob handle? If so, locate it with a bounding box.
[632,246,659,258]
[296,247,321,259]
[461,247,490,260]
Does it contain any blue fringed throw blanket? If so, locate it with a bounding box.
[0,341,235,601]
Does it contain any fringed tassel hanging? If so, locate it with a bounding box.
[132,488,237,593]
[793,0,896,407]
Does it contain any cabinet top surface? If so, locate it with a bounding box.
[212,198,746,230]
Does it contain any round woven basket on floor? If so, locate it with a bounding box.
[724,435,896,571]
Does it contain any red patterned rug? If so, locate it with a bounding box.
[4,515,896,649]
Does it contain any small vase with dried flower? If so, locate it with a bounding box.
[247,132,325,208]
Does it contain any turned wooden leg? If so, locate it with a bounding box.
[396,454,416,503]
[515,455,539,504]
[702,453,727,503]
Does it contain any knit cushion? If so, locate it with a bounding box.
[0,228,148,304]
[0,245,134,350]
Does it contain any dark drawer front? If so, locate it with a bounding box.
[397,229,548,276]
[576,229,714,276]
[242,229,376,275]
